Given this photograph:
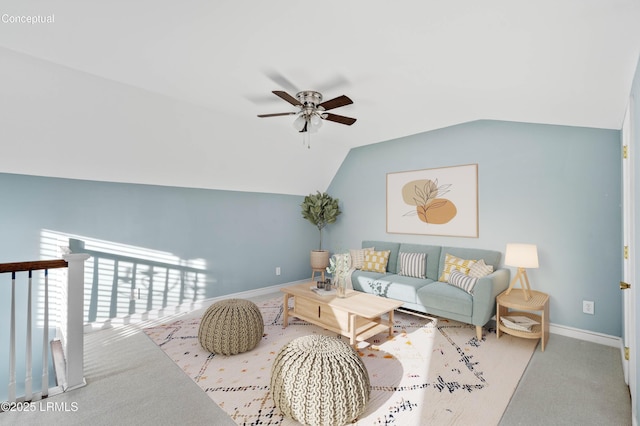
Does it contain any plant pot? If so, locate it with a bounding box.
[310,250,330,270]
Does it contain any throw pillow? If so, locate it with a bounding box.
[361,250,391,273]
[468,259,494,278]
[447,268,479,294]
[439,253,477,282]
[350,247,374,269]
[398,252,427,279]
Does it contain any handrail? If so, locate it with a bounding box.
[0,259,68,274]
[1,254,89,404]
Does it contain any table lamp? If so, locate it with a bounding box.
[504,243,539,300]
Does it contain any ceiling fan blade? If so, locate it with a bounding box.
[318,95,353,111]
[323,113,357,126]
[264,70,299,94]
[257,112,297,118]
[273,90,302,107]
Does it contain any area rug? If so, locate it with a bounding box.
[143,297,537,425]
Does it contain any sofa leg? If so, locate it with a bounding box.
[476,326,483,341]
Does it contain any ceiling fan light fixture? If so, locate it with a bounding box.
[258,89,356,147]
[293,114,306,131]
[310,113,322,127]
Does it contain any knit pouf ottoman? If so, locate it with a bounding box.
[198,298,264,355]
[270,335,370,426]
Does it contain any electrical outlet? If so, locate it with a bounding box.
[583,300,595,315]
[276,267,281,276]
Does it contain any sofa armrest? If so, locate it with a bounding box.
[470,268,510,327]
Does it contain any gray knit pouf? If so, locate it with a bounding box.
[198,298,264,355]
[270,335,370,426]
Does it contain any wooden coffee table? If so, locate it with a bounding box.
[281,282,403,348]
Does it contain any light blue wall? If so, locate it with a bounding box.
[0,173,313,294]
[0,172,315,400]
[326,120,622,337]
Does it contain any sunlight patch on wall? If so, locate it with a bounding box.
[39,230,208,328]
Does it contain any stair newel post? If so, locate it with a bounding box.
[63,253,90,391]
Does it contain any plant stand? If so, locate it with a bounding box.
[311,268,325,282]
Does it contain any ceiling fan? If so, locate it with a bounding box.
[257,90,357,145]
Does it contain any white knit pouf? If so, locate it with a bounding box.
[270,335,370,426]
[198,298,264,355]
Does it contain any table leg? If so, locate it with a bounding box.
[542,300,549,351]
[350,314,357,348]
[496,303,505,339]
[388,310,395,338]
[283,294,290,328]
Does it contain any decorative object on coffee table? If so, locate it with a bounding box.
[198,298,264,355]
[271,334,370,425]
[301,191,342,276]
[326,252,350,297]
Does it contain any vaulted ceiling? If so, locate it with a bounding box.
[1,1,639,195]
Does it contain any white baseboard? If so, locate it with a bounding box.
[204,280,306,302]
[549,322,622,348]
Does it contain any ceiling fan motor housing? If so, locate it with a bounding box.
[296,91,323,109]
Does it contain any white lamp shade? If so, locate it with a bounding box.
[504,243,539,268]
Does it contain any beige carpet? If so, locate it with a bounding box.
[144,297,537,425]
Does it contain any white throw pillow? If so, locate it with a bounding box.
[468,259,494,278]
[350,247,373,269]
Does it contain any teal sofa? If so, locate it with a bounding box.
[351,240,510,340]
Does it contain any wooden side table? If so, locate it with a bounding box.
[496,289,549,351]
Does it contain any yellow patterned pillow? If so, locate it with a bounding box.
[439,253,477,282]
[361,250,391,273]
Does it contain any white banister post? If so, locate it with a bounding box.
[63,253,90,391]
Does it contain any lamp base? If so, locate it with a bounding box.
[505,267,532,300]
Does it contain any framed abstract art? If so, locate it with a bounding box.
[386,164,478,237]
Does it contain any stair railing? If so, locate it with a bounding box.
[1,253,90,404]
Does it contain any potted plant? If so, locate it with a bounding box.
[301,191,342,270]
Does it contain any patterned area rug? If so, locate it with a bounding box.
[143,297,537,425]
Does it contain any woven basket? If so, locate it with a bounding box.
[198,299,264,355]
[270,335,370,425]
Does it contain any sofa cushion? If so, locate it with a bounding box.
[356,274,434,304]
[447,268,478,294]
[397,243,442,280]
[416,281,473,317]
[398,252,427,279]
[362,241,401,273]
[362,250,391,273]
[351,270,387,292]
[439,253,477,282]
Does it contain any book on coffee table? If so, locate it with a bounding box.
[310,286,337,296]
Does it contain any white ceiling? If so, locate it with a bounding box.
[1,1,639,195]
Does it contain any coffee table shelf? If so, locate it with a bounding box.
[281,282,403,348]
